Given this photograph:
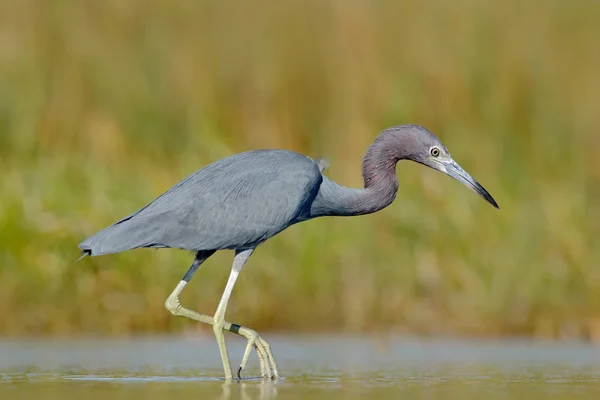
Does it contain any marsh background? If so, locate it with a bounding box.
[0,0,598,340]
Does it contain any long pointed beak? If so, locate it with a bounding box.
[441,160,499,209]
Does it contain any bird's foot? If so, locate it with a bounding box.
[232,325,279,380]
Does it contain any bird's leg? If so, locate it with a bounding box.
[211,249,254,380]
[164,250,278,379]
[166,282,271,376]
[211,249,279,380]
[236,326,277,379]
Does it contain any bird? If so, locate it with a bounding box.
[78,124,499,380]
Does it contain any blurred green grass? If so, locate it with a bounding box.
[0,0,599,339]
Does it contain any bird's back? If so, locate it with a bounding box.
[79,150,323,256]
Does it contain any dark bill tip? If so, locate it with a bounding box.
[475,182,500,210]
[445,161,499,209]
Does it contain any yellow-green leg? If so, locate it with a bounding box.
[164,249,278,380]
[212,249,255,380]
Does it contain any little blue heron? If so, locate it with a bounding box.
[79,125,498,380]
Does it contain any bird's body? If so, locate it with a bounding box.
[80,150,323,255]
[80,148,403,255]
[79,125,498,381]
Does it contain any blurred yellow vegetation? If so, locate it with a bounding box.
[0,0,599,339]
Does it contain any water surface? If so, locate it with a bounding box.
[1,335,599,399]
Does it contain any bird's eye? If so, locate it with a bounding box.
[430,147,440,157]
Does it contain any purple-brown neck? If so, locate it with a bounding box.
[361,131,402,189]
[308,132,402,218]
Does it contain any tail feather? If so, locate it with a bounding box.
[79,213,169,256]
[75,252,89,262]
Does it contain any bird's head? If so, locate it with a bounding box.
[384,125,499,209]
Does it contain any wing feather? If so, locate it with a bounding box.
[79,150,322,255]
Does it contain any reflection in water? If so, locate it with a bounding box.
[1,335,600,399]
[220,380,278,400]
